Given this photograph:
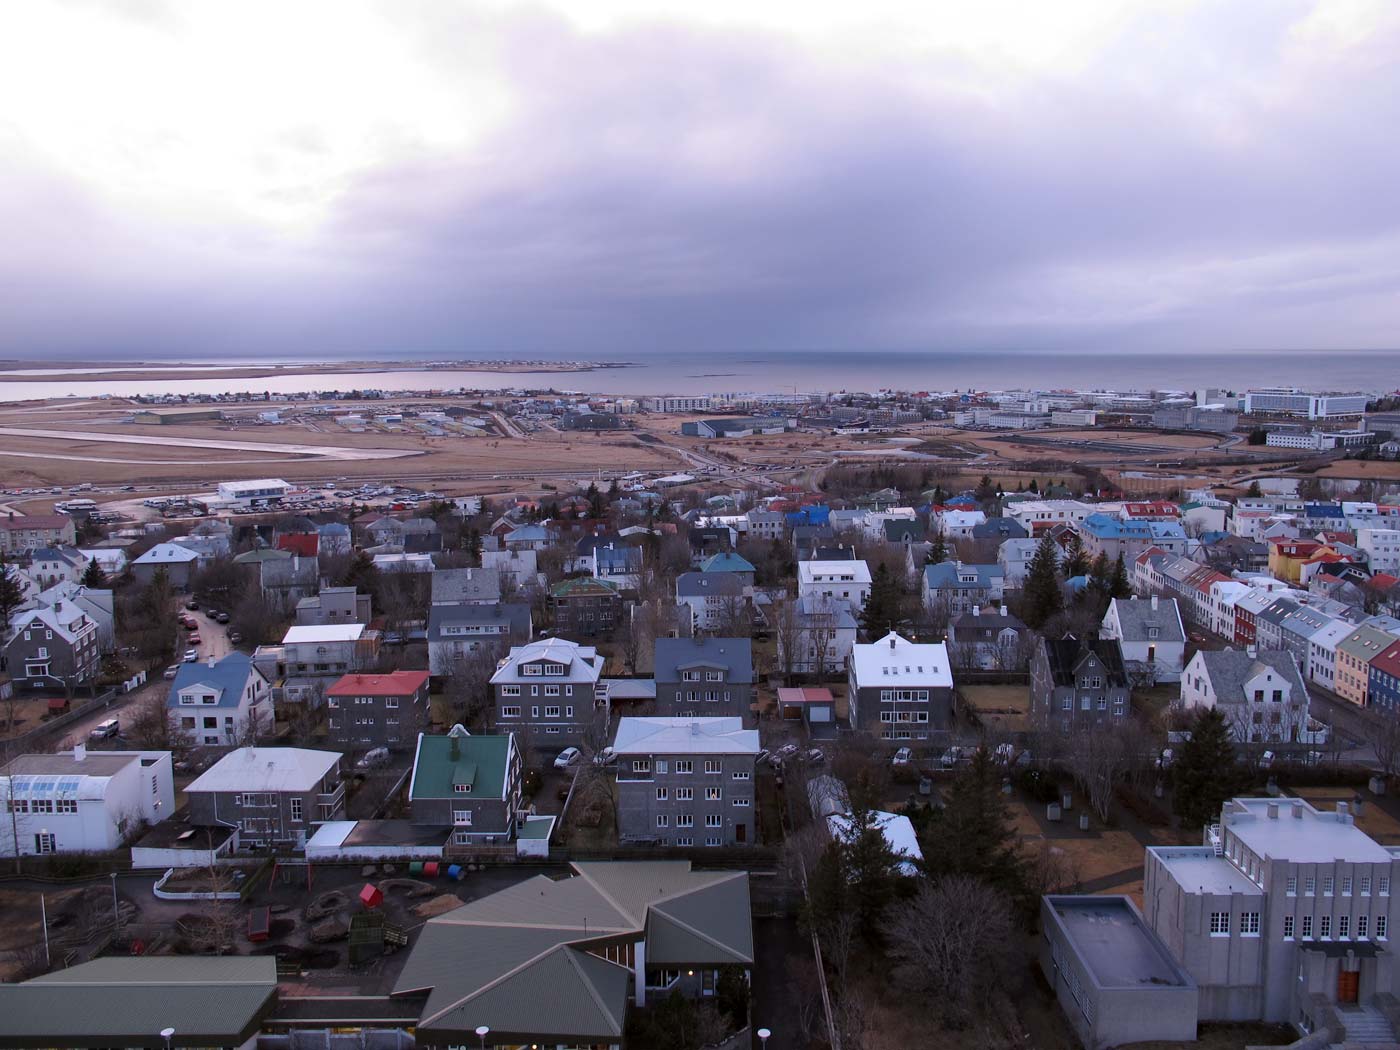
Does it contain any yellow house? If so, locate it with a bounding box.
[1335,624,1395,705]
[1267,540,1336,585]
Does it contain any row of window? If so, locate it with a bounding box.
[1285,874,1390,896]
[500,684,575,697]
[656,787,741,801]
[681,671,727,682]
[1280,914,1387,940]
[520,662,567,676]
[657,837,725,847]
[328,697,403,708]
[632,759,733,774]
[7,799,77,814]
[880,711,930,724]
[877,689,930,702]
[1061,696,1127,712]
[657,814,727,827]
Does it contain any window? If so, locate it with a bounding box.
[1324,876,1335,896]
[1240,912,1260,935]
[544,706,561,718]
[544,685,561,697]
[1321,915,1332,938]
[655,760,668,774]
[675,760,693,774]
[1305,877,1316,895]
[453,810,473,826]
[657,814,669,828]
[1379,916,1389,940]
[1383,876,1392,895]
[1061,697,1072,711]
[1287,875,1298,895]
[704,760,722,774]
[677,836,694,846]
[1339,915,1351,938]
[565,706,573,717]
[501,705,521,717]
[632,759,651,773]
[733,770,750,781]
[453,830,472,845]
[531,706,539,717]
[386,697,399,708]
[501,685,521,696]
[1344,876,1353,895]
[1302,915,1313,938]
[1283,915,1295,939]
[733,797,751,807]
[677,814,693,828]
[676,788,693,801]
[1358,915,1369,939]
[1362,876,1373,895]
[706,671,723,681]
[290,797,303,823]
[1209,912,1230,936]
[705,836,722,847]
[656,788,668,801]
[705,787,722,801]
[683,671,701,682]
[705,814,722,828]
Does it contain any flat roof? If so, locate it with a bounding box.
[283,623,366,643]
[1048,896,1192,990]
[1151,847,1264,896]
[1226,798,1393,863]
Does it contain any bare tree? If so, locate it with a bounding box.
[443,645,502,731]
[1065,718,1153,822]
[881,875,1015,1028]
[1364,711,1400,780]
[127,694,192,752]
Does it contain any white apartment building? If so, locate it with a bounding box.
[1309,618,1364,693]
[1244,389,1369,420]
[1180,649,1316,745]
[1,744,174,856]
[797,559,872,615]
[1358,529,1400,575]
[643,396,714,412]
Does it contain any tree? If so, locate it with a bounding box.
[1246,480,1263,497]
[974,474,997,502]
[1173,707,1241,827]
[1066,719,1150,823]
[0,557,24,629]
[860,562,903,639]
[1110,552,1133,599]
[920,747,1025,898]
[1021,533,1064,630]
[127,695,191,751]
[925,527,948,566]
[80,559,107,589]
[1061,531,1089,578]
[881,876,1014,1028]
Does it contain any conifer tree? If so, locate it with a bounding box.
[1110,553,1133,598]
[925,527,948,566]
[1173,707,1240,827]
[1021,534,1063,629]
[80,559,107,588]
[860,562,904,638]
[1062,531,1089,578]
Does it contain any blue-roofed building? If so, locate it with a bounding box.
[166,652,273,747]
[317,521,352,555]
[1080,514,1187,562]
[785,506,831,528]
[1302,503,1347,531]
[923,561,1006,615]
[699,551,756,585]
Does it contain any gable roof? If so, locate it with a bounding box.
[186,747,340,794]
[133,542,200,564]
[676,571,744,598]
[431,567,502,604]
[699,551,756,574]
[654,637,754,683]
[1039,637,1128,687]
[167,651,266,709]
[327,670,429,697]
[1107,597,1186,644]
[1192,649,1309,703]
[850,633,953,688]
[409,731,514,801]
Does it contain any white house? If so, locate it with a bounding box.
[1358,528,1400,574]
[797,559,872,615]
[1307,617,1360,693]
[166,652,273,747]
[779,594,858,676]
[0,744,174,857]
[1180,649,1323,745]
[1100,596,1187,683]
[934,509,987,540]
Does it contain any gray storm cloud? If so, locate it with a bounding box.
[0,0,1398,358]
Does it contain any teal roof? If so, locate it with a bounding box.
[700,552,755,574]
[410,733,512,801]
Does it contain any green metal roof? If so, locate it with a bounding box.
[410,732,511,801]
[550,576,620,597]
[0,956,277,1047]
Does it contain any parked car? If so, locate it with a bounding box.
[891,746,913,767]
[204,607,220,619]
[553,747,583,770]
[356,747,391,770]
[216,612,231,624]
[593,746,616,767]
[804,748,825,766]
[187,633,202,645]
[90,719,119,739]
[183,649,199,662]
[162,665,180,679]
[228,630,243,644]
[185,599,199,610]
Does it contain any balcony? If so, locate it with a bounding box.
[317,781,346,811]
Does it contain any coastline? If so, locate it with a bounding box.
[0,358,637,383]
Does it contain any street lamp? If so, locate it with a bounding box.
[475,1024,490,1049]
[160,1027,175,1049]
[757,1027,772,1049]
[110,873,120,932]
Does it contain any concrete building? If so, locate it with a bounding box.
[1030,637,1131,731]
[1359,529,1400,575]
[326,670,431,752]
[4,601,101,692]
[947,608,1028,671]
[1041,896,1198,1050]
[0,513,76,554]
[185,747,345,850]
[490,637,605,747]
[797,558,872,614]
[1101,596,1187,684]
[1367,640,1400,714]
[0,744,174,857]
[1244,389,1369,420]
[167,652,273,747]
[1337,624,1399,705]
[922,561,1007,616]
[653,637,754,723]
[215,478,292,507]
[551,577,622,637]
[407,727,522,848]
[426,602,532,675]
[613,716,760,847]
[130,542,201,589]
[1180,649,1319,745]
[294,586,373,626]
[778,594,858,676]
[1145,797,1400,1034]
[675,572,749,633]
[847,632,954,739]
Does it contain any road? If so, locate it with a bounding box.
[1304,684,1382,766]
[0,426,420,460]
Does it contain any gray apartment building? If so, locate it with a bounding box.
[612,716,760,847]
[1030,637,1131,731]
[489,636,605,747]
[324,670,430,752]
[1145,797,1400,1038]
[847,632,955,739]
[184,747,345,850]
[295,586,372,626]
[653,637,755,724]
[407,728,522,849]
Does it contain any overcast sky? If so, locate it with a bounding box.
[1,0,1397,359]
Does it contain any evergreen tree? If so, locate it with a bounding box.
[1021,533,1063,629]
[975,475,997,502]
[0,557,25,628]
[839,804,904,935]
[1173,707,1240,827]
[586,482,604,519]
[860,562,904,638]
[925,527,948,566]
[1027,478,1039,494]
[606,478,621,502]
[465,528,482,565]
[80,559,107,589]
[921,747,1025,898]
[1110,553,1133,598]
[1246,480,1263,497]
[340,550,380,598]
[1088,551,1111,592]
[1062,531,1089,578]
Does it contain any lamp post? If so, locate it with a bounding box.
[160,1027,175,1049]
[757,1027,772,1049]
[110,873,120,932]
[475,1024,490,1050]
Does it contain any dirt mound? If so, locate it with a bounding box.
[413,894,466,919]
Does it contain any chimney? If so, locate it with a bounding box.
[1292,802,1304,819]
[690,722,700,736]
[1151,595,1159,611]
[889,636,896,650]
[1266,802,1278,820]
[73,742,86,762]
[1338,801,1350,823]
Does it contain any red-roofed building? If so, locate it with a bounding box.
[0,513,77,553]
[325,669,431,752]
[1122,501,1181,521]
[276,533,319,558]
[776,687,837,728]
[1367,640,1400,713]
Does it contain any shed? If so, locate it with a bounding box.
[359,883,384,909]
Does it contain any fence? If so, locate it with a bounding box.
[7,687,119,752]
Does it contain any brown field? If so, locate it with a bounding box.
[1316,459,1400,481]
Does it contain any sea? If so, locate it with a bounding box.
[0,348,1395,401]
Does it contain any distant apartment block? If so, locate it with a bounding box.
[1244,389,1368,419]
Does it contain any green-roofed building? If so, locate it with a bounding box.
[0,955,277,1048]
[550,576,622,637]
[393,860,753,1048]
[408,726,522,849]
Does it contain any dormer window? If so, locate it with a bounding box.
[544,663,565,675]
[1147,627,1159,639]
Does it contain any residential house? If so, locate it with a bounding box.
[613,716,760,846]
[281,623,378,678]
[688,525,734,564]
[1268,540,1333,584]
[0,744,174,857]
[393,861,753,1045]
[654,637,755,723]
[1145,797,1400,1027]
[778,594,857,676]
[1336,624,1398,705]
[1278,604,1347,680]
[326,670,431,752]
[25,547,88,589]
[481,548,545,593]
[426,602,532,676]
[935,508,987,539]
[430,566,503,606]
[847,632,954,739]
[1308,618,1359,694]
[4,602,101,692]
[797,559,872,615]
[185,747,345,850]
[1358,528,1400,575]
[590,543,644,590]
[999,536,1048,584]
[1080,514,1187,562]
[371,552,434,573]
[551,577,622,637]
[77,547,127,578]
[922,561,1006,616]
[490,637,605,746]
[0,513,76,554]
[503,523,551,551]
[1180,649,1319,744]
[1367,640,1400,713]
[947,607,1028,670]
[882,518,926,547]
[257,552,319,607]
[1030,637,1131,730]
[675,572,749,632]
[295,586,373,626]
[166,652,273,747]
[698,551,756,585]
[745,509,786,541]
[971,517,1029,542]
[24,581,115,654]
[1100,596,1186,683]
[317,521,352,555]
[130,542,200,589]
[408,727,523,848]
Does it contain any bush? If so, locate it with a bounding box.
[1013,768,1059,805]
[1114,784,1171,827]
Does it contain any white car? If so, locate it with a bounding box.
[593,746,616,767]
[163,665,180,679]
[553,747,583,770]
[183,649,199,662]
[891,747,913,766]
